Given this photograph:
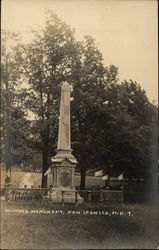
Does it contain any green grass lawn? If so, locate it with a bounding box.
[1,200,158,249]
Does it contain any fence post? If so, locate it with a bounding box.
[99,190,103,202]
[106,179,110,190]
[49,186,52,201]
[5,185,9,201]
[11,187,14,201]
[31,186,35,204]
[88,191,92,208]
[24,185,27,202]
[120,179,124,190]
[15,188,17,201]
[75,191,78,208]
[62,191,65,206]
[18,188,21,200]
[137,178,140,192]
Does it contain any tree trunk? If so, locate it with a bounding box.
[41,134,50,188]
[128,176,132,193]
[41,148,48,188]
[5,109,12,178]
[80,163,86,190]
[4,55,12,178]
[40,85,51,188]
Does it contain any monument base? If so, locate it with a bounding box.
[51,189,75,203]
[51,188,84,204]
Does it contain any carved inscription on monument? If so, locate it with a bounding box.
[60,171,71,187]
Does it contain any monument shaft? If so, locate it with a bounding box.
[58,82,71,150]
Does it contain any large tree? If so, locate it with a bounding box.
[97,79,158,198]
[118,81,158,195]
[1,30,30,176]
[71,37,119,189]
[17,11,80,187]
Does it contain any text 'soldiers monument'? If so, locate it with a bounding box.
[51,81,77,203]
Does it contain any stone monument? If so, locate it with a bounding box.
[51,81,77,203]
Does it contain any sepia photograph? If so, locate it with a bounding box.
[1,0,158,249]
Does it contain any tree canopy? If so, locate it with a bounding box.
[1,30,31,174]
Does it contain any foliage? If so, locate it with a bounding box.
[1,30,31,173]
[103,80,157,180]
[15,11,80,187]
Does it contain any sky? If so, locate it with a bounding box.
[2,0,158,103]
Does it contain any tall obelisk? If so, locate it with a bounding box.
[58,81,70,150]
[51,81,77,203]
